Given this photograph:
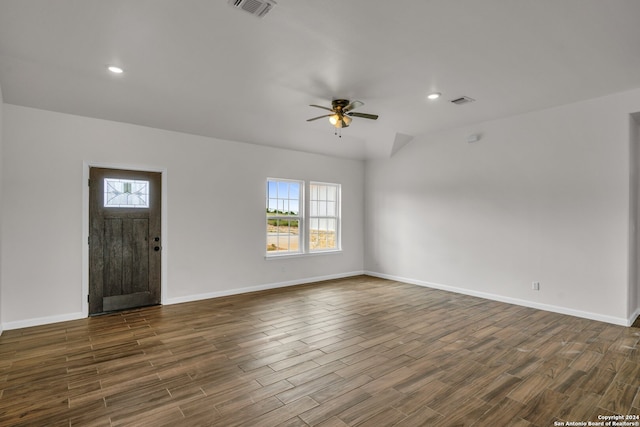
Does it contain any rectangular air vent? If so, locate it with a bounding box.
[228,0,276,18]
[450,96,475,105]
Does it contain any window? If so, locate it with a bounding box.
[266,179,341,256]
[309,182,340,252]
[266,179,303,255]
[104,178,149,208]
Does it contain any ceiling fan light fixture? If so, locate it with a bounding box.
[427,92,441,100]
[329,114,351,128]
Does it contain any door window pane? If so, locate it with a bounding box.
[104,178,150,208]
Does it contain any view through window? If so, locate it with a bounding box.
[310,182,340,251]
[266,179,302,254]
[266,179,341,256]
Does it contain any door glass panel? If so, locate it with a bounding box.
[104,178,150,208]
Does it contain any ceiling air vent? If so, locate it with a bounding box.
[450,96,475,105]
[228,0,276,18]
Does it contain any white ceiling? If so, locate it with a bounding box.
[1,1,640,159]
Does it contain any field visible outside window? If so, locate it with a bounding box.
[310,182,340,252]
[266,179,302,255]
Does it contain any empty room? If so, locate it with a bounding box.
[1,1,640,426]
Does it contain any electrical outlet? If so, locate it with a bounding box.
[532,281,540,291]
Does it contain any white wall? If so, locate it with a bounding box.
[1,105,364,329]
[5,87,640,329]
[0,84,4,335]
[629,114,638,322]
[634,114,640,319]
[365,88,640,326]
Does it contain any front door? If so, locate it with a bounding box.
[89,168,161,315]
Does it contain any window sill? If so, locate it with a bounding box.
[265,250,342,260]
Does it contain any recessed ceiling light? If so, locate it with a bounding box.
[107,66,124,74]
[427,92,441,100]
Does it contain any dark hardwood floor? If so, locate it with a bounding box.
[1,275,639,426]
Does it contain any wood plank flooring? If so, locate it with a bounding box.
[1,275,639,426]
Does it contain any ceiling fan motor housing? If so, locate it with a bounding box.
[331,99,350,110]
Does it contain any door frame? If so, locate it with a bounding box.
[82,161,168,317]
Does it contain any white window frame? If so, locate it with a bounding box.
[309,181,341,253]
[266,178,304,256]
[265,179,342,258]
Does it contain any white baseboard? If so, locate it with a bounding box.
[1,271,365,332]
[3,270,633,332]
[2,312,85,332]
[165,270,365,305]
[365,271,633,327]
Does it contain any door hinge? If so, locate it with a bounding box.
[87,295,90,303]
[88,236,90,245]
[88,179,91,187]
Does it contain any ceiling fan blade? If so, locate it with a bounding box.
[343,100,364,112]
[306,114,333,122]
[309,104,334,112]
[347,112,379,120]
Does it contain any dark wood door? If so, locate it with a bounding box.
[89,168,161,315]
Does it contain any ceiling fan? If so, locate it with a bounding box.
[307,99,379,129]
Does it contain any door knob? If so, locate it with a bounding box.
[154,246,161,251]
